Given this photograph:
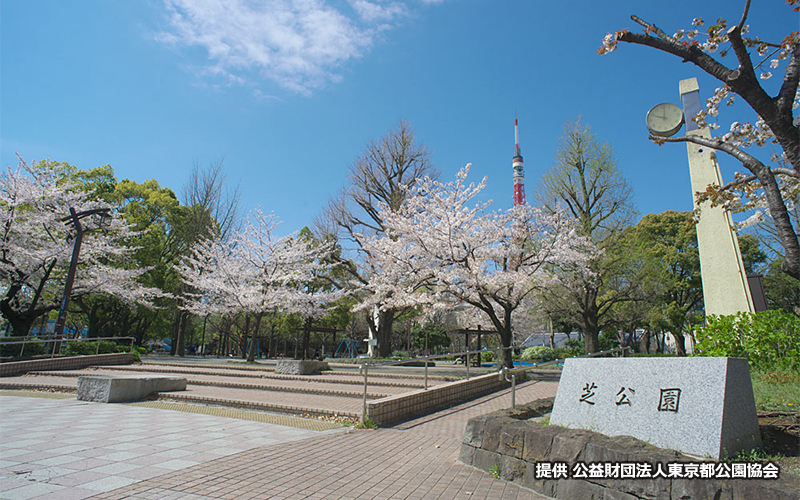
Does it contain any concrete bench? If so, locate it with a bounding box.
[77,374,187,403]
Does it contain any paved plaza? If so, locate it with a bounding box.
[0,375,559,499]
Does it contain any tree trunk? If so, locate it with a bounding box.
[500,329,513,369]
[375,309,395,358]
[483,306,514,369]
[301,317,311,360]
[247,314,263,363]
[0,261,57,337]
[672,331,687,357]
[640,329,651,354]
[268,323,275,358]
[176,311,188,357]
[5,314,36,339]
[170,309,180,356]
[241,314,251,360]
[581,286,601,354]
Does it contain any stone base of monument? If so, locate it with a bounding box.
[459,398,799,500]
[275,359,329,375]
[77,374,187,403]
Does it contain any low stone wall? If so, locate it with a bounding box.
[367,371,511,426]
[0,353,135,377]
[459,398,800,500]
[275,359,329,375]
[78,374,187,403]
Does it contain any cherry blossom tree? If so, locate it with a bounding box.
[599,0,800,281]
[359,165,594,368]
[1,157,165,336]
[178,208,339,360]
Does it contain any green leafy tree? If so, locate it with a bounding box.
[623,211,703,356]
[763,258,800,315]
[411,323,451,352]
[536,118,638,354]
[66,172,181,343]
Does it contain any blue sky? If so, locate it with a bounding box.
[1,0,793,234]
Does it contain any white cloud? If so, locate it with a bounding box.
[155,0,443,95]
[348,0,407,23]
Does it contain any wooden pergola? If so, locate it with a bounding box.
[452,325,499,366]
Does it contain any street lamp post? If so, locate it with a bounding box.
[52,207,112,345]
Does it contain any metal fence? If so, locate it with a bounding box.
[0,336,136,359]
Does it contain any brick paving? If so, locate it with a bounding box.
[1,366,560,499]
[87,377,559,500]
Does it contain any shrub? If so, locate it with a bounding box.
[598,331,619,351]
[557,338,585,358]
[694,310,800,372]
[550,347,569,359]
[481,350,494,363]
[521,346,555,361]
[563,338,584,352]
[0,339,45,358]
[63,340,119,356]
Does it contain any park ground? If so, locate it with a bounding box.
[0,356,797,499]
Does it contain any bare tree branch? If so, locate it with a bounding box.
[652,133,800,280]
[735,0,751,31]
[619,23,732,82]
[652,134,767,174]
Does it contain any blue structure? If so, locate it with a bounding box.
[334,337,361,358]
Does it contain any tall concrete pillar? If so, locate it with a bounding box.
[679,78,754,316]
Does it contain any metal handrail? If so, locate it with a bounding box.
[359,347,513,369]
[498,346,632,409]
[0,336,136,358]
[358,346,515,422]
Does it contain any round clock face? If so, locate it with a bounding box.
[646,103,684,137]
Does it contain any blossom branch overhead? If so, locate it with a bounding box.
[599,1,800,281]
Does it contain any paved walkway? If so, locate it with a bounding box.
[1,376,559,499]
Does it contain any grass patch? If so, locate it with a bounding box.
[751,369,800,412]
[727,446,784,463]
[356,418,379,429]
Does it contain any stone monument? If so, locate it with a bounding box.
[549,357,761,459]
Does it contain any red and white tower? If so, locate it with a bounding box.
[512,110,525,206]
